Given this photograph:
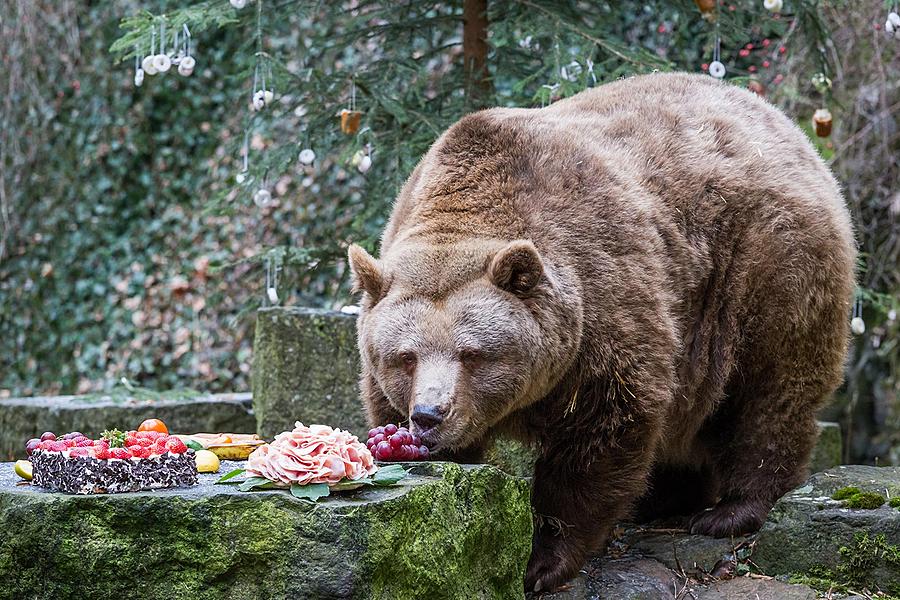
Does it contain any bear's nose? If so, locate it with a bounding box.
[411,404,444,432]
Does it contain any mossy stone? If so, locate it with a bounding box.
[754,465,900,594]
[0,460,531,599]
[252,307,368,439]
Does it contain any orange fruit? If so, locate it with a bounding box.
[138,418,169,435]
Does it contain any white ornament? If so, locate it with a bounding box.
[889,12,900,27]
[134,68,145,87]
[357,155,372,174]
[253,188,273,208]
[178,55,196,76]
[708,61,726,79]
[252,90,266,111]
[263,90,274,105]
[850,316,866,335]
[141,55,158,76]
[887,19,896,34]
[230,0,247,8]
[152,54,172,73]
[763,0,783,13]
[340,305,361,315]
[236,172,247,184]
[888,309,896,322]
[266,286,279,303]
[298,149,316,165]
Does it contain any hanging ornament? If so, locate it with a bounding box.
[708,61,726,79]
[885,12,900,39]
[178,55,196,76]
[252,90,267,111]
[850,296,865,335]
[251,50,274,110]
[887,309,897,322]
[812,108,833,138]
[142,55,158,76]
[763,0,783,13]
[265,255,280,305]
[153,54,172,73]
[133,53,145,87]
[351,145,372,174]
[230,0,248,8]
[298,148,316,165]
[254,188,273,208]
[340,79,362,134]
[693,0,716,20]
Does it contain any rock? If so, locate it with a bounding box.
[753,465,900,595]
[810,421,842,473]
[0,392,255,461]
[622,526,745,573]
[0,460,531,599]
[585,555,680,599]
[697,577,816,600]
[253,307,368,439]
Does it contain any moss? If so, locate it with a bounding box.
[842,491,886,509]
[831,486,861,500]
[889,496,900,509]
[834,533,900,595]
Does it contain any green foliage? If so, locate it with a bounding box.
[890,496,900,509]
[101,429,128,448]
[842,491,886,510]
[832,486,862,500]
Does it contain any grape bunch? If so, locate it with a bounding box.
[366,424,429,461]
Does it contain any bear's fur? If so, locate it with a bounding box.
[348,73,856,592]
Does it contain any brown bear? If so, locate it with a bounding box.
[348,72,856,592]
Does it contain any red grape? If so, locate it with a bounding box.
[366,423,431,462]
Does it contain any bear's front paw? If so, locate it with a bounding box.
[524,528,584,594]
[689,498,768,537]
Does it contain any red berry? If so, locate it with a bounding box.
[739,49,750,57]
[389,435,403,449]
[48,441,68,452]
[745,43,754,50]
[63,439,77,448]
[137,437,153,447]
[25,439,41,456]
[165,438,188,454]
[367,427,381,438]
[93,439,109,448]
[384,424,398,436]
[372,433,385,445]
[411,435,421,446]
[95,446,110,460]
[70,447,91,458]
[110,448,132,460]
[40,432,57,442]
[418,446,429,459]
[762,38,771,47]
[374,441,393,460]
[76,439,93,447]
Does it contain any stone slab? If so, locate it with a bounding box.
[0,392,255,461]
[753,465,900,594]
[0,460,531,599]
[252,307,367,439]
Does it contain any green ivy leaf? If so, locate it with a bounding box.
[216,468,246,484]
[186,440,205,451]
[290,483,330,501]
[372,465,408,486]
[237,477,273,492]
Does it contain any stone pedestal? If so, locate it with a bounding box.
[0,460,531,599]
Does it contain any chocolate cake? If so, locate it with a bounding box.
[31,450,198,494]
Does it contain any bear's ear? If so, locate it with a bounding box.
[488,240,545,296]
[348,244,384,300]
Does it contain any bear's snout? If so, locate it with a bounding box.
[411,404,444,432]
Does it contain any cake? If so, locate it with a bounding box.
[27,430,198,495]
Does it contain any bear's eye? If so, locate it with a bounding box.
[398,351,417,373]
[458,348,484,368]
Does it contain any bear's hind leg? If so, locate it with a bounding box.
[689,381,825,537]
[633,463,719,524]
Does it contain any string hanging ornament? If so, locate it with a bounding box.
[811,73,833,138]
[851,295,865,335]
[884,3,900,40]
[340,79,363,134]
[264,254,281,305]
[707,6,726,81]
[134,20,195,86]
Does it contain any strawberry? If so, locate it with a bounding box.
[63,439,77,448]
[109,447,132,460]
[94,446,111,460]
[69,447,91,458]
[165,438,188,454]
[48,441,68,452]
[124,435,138,447]
[76,438,94,447]
[137,438,153,447]
[128,445,150,458]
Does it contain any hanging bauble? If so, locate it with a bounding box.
[236,172,247,184]
[252,90,267,111]
[178,55,195,77]
[152,54,172,73]
[267,286,279,304]
[263,90,274,105]
[230,0,247,8]
[747,79,765,97]
[351,149,372,173]
[708,61,726,79]
[850,316,865,335]
[887,18,895,34]
[763,0,783,12]
[142,55,158,76]
[340,109,362,135]
[888,309,897,322]
[812,108,833,138]
[134,68,145,87]
[298,149,316,165]
[253,188,273,208]
[887,12,900,38]
[693,0,716,20]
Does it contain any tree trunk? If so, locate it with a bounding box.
[462,0,492,109]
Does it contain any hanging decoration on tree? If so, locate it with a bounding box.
[763,0,783,13]
[708,34,726,79]
[352,144,373,174]
[885,8,900,39]
[298,148,316,165]
[811,73,833,138]
[264,254,281,305]
[251,55,275,111]
[693,0,716,21]
[230,0,248,8]
[340,79,363,134]
[134,21,195,85]
[851,296,865,335]
[134,53,145,87]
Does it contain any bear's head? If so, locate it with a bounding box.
[348,238,582,452]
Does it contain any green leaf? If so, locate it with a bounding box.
[186,440,205,451]
[215,468,245,484]
[290,483,330,501]
[329,477,373,491]
[238,477,272,492]
[372,465,408,486]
